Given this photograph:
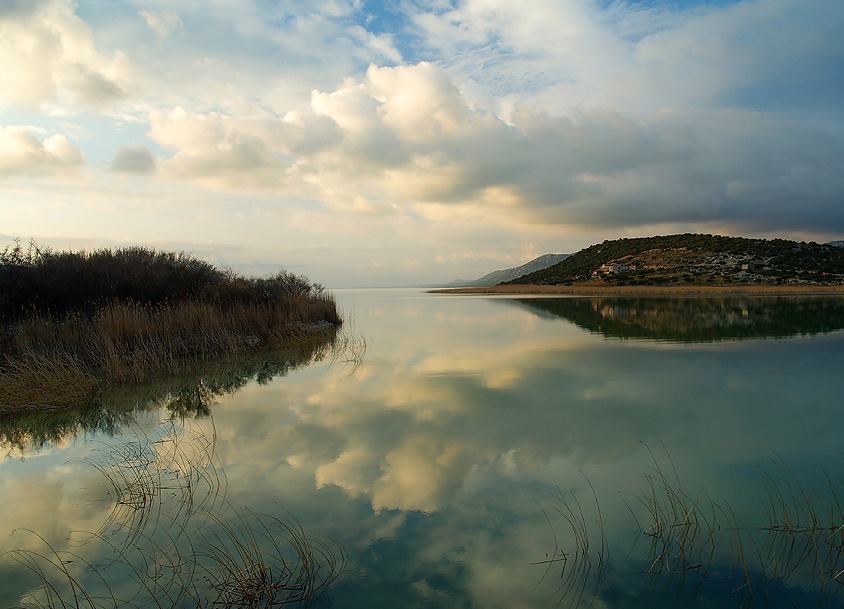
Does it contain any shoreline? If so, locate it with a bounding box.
[428,284,844,296]
[0,301,341,414]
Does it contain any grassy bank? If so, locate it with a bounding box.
[0,242,341,413]
[0,340,336,451]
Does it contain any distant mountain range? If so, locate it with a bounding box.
[829,240,844,247]
[509,234,844,286]
[443,253,570,287]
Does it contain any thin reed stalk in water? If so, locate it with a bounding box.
[3,419,343,609]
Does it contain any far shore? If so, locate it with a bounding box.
[428,283,844,296]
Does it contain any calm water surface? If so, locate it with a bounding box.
[2,290,844,608]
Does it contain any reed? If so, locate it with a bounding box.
[0,329,365,452]
[539,446,844,606]
[0,300,339,412]
[4,420,343,608]
[0,242,342,413]
[0,353,97,412]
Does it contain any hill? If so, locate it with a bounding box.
[830,240,844,248]
[444,253,569,287]
[509,234,844,286]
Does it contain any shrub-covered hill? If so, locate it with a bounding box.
[509,234,844,286]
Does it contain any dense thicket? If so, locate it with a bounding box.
[511,234,844,284]
[0,241,332,321]
[0,241,342,412]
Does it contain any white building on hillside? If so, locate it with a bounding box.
[597,263,634,275]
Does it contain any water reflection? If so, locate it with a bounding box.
[511,295,844,341]
[6,420,342,608]
[0,344,327,453]
[2,290,844,608]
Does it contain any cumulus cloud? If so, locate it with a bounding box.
[111,146,157,174]
[0,0,131,108]
[147,108,295,188]
[0,0,51,18]
[409,0,844,116]
[4,0,844,279]
[144,58,844,232]
[0,126,84,176]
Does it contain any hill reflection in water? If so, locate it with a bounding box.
[511,296,844,342]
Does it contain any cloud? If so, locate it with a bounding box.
[0,126,84,176]
[0,0,51,18]
[348,26,402,63]
[139,9,183,39]
[3,0,844,286]
[0,0,131,108]
[147,108,299,188]
[408,0,844,116]
[111,146,157,174]
[146,58,844,232]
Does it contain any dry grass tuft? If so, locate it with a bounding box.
[0,354,97,413]
[0,299,341,413]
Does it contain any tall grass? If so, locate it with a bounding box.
[0,329,365,452]
[0,241,342,413]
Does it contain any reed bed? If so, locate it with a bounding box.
[0,242,343,413]
[0,329,366,453]
[0,300,339,413]
[4,299,339,378]
[0,353,97,412]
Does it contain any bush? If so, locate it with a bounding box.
[0,241,331,321]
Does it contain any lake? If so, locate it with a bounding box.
[2,290,844,608]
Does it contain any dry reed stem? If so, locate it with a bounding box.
[0,299,343,413]
[4,419,343,608]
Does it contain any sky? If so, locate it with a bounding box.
[1,0,843,287]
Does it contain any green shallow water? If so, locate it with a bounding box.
[2,290,844,608]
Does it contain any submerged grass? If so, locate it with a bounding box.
[540,446,844,607]
[4,419,343,608]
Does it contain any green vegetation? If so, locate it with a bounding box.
[0,241,341,413]
[510,233,844,285]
